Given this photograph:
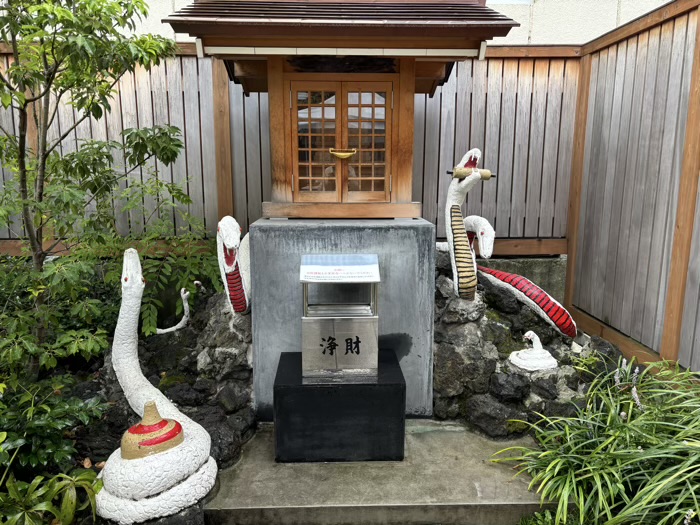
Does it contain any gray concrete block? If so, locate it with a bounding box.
[250,218,435,419]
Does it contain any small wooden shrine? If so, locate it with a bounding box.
[165,0,517,218]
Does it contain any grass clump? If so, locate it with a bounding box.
[495,358,700,525]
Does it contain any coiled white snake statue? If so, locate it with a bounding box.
[217,216,251,315]
[446,148,577,339]
[96,249,217,524]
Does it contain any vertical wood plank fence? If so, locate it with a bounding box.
[0,55,219,238]
[414,56,579,239]
[567,1,700,365]
[679,189,700,369]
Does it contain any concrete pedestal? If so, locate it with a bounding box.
[250,218,435,420]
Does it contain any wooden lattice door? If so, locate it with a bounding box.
[291,80,392,203]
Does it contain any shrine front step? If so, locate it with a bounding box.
[205,420,548,525]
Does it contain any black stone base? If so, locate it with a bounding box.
[273,349,406,462]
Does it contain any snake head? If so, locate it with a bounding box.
[217,216,242,272]
[458,148,481,169]
[121,248,145,291]
[476,222,495,259]
[523,331,539,346]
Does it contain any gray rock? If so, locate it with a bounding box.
[435,275,454,313]
[143,329,199,372]
[479,312,521,358]
[549,340,575,366]
[193,377,217,396]
[557,365,580,391]
[585,336,623,376]
[465,394,529,438]
[164,383,205,406]
[524,392,546,415]
[433,343,467,397]
[512,305,559,344]
[198,294,252,349]
[435,324,498,396]
[490,372,530,402]
[227,407,256,436]
[216,383,251,414]
[530,369,560,400]
[435,249,451,273]
[442,295,487,324]
[433,393,462,420]
[181,405,241,468]
[543,386,585,418]
[197,346,251,381]
[444,322,482,350]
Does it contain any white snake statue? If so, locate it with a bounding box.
[217,216,251,315]
[445,148,490,300]
[96,248,217,524]
[446,148,577,339]
[508,330,558,371]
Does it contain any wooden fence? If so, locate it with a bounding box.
[0,51,579,244]
[414,57,579,239]
[0,55,219,238]
[680,189,700,370]
[566,0,700,366]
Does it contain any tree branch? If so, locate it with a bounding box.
[46,88,67,133]
[11,29,42,270]
[45,76,121,157]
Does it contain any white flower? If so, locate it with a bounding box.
[632,386,644,411]
[684,509,696,525]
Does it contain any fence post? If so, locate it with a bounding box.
[212,57,234,219]
[564,54,592,310]
[660,7,700,360]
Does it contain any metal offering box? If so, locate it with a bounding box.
[300,254,380,382]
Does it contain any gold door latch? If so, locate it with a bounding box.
[329,148,357,159]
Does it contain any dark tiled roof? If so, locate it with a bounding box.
[165,1,518,33]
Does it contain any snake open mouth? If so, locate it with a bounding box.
[224,245,236,268]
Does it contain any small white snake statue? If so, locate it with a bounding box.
[96,249,217,524]
[446,148,577,339]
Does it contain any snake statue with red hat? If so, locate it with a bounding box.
[96,249,217,524]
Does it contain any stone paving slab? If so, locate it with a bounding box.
[206,420,546,525]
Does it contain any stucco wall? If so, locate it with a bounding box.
[486,0,670,45]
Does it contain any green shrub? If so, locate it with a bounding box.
[495,358,700,525]
[520,510,578,525]
[0,0,220,521]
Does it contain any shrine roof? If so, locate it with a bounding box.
[164,0,518,40]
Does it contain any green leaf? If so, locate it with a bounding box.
[59,484,77,524]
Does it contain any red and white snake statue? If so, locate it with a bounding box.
[446,148,577,339]
[217,216,251,315]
